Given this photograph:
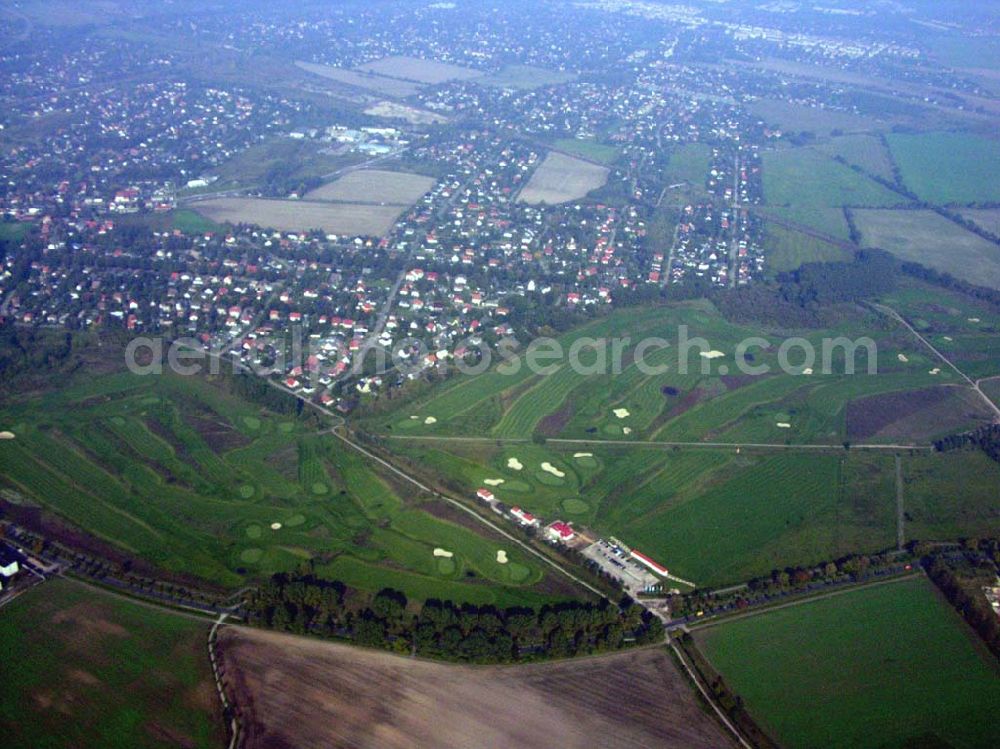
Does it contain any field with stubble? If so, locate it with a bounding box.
[219,627,732,749]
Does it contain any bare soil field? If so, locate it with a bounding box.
[854,208,1000,289]
[356,55,483,84]
[518,152,610,205]
[305,169,435,204]
[295,61,422,97]
[192,197,405,236]
[365,100,447,124]
[845,386,994,441]
[219,627,732,749]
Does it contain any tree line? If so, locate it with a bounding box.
[244,570,664,662]
[934,424,1000,465]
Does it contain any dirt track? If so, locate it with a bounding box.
[219,627,733,749]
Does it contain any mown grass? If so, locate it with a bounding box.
[0,370,554,603]
[696,576,1000,749]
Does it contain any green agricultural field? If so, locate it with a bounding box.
[596,451,895,587]
[749,98,879,135]
[552,138,619,165]
[814,134,895,180]
[0,578,224,749]
[854,208,1000,289]
[477,65,575,90]
[763,148,908,238]
[763,222,852,273]
[170,209,225,235]
[663,142,712,188]
[902,450,1000,540]
[696,577,1000,749]
[0,369,559,604]
[886,132,1000,204]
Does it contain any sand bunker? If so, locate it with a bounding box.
[699,350,725,359]
[270,522,283,530]
[424,416,437,425]
[496,550,508,564]
[613,408,630,419]
[0,431,14,440]
[541,462,565,478]
[573,452,593,458]
[802,368,813,375]
[623,427,632,435]
[929,367,941,375]
[776,422,791,428]
[433,548,454,558]
[968,317,980,323]
[507,458,523,471]
[484,478,505,486]
[897,354,909,362]
[943,336,953,342]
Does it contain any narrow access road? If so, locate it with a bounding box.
[874,303,1000,421]
[327,429,606,599]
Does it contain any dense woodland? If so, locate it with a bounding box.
[245,570,664,662]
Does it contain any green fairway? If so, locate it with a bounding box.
[696,577,1000,749]
[887,132,1000,205]
[0,578,224,749]
[0,369,554,603]
[375,297,997,588]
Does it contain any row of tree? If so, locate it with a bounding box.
[926,547,1000,661]
[934,424,1000,465]
[244,571,664,662]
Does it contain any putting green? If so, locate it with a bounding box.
[562,498,589,515]
[110,416,126,426]
[436,557,457,575]
[238,484,255,499]
[536,472,566,487]
[284,513,306,527]
[574,455,598,469]
[245,524,262,539]
[240,547,263,563]
[278,422,295,433]
[311,482,329,495]
[243,416,261,430]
